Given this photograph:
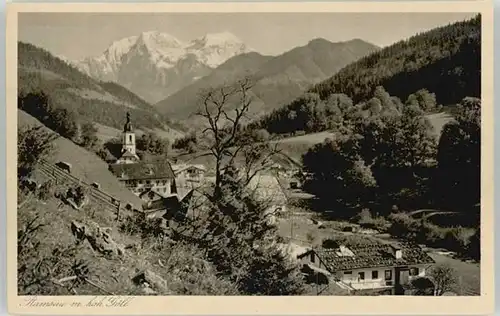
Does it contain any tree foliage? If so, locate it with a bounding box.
[436,97,480,210]
[18,125,58,178]
[428,263,459,296]
[301,87,437,211]
[80,122,99,149]
[18,91,79,140]
[137,132,170,156]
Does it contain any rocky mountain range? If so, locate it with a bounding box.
[72,31,252,103]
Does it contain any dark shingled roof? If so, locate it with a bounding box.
[109,161,175,180]
[309,243,435,272]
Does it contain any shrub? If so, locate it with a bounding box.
[356,209,390,232]
[37,180,55,201]
[387,212,421,239]
[322,235,378,248]
[322,238,339,249]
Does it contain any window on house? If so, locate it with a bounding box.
[410,267,419,276]
[385,270,392,280]
[372,271,379,279]
[344,271,352,276]
[310,253,315,263]
[129,135,132,142]
[358,272,365,281]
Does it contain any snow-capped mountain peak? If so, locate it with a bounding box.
[136,31,184,50]
[186,32,251,67]
[189,31,244,48]
[73,30,253,103]
[103,35,139,60]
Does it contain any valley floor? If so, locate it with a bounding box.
[275,187,480,296]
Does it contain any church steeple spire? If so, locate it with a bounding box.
[124,112,133,132]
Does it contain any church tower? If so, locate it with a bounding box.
[122,112,136,155]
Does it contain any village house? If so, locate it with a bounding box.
[171,163,207,191]
[297,243,435,295]
[109,159,177,197]
[141,189,195,222]
[247,173,288,225]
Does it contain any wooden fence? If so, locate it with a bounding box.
[37,160,122,214]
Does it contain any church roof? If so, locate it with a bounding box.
[109,161,175,180]
[123,112,133,132]
[120,151,139,158]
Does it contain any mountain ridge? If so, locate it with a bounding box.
[154,37,379,124]
[73,31,253,103]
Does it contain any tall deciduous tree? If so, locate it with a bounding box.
[184,78,304,295]
[436,97,480,210]
[80,122,99,149]
[137,132,170,156]
[302,134,376,208]
[428,263,458,296]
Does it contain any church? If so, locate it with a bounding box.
[115,113,140,164]
[108,113,177,199]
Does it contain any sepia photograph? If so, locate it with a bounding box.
[5,2,494,315]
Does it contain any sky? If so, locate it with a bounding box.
[19,12,477,61]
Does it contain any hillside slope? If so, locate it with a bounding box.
[310,15,480,106]
[18,42,182,135]
[18,109,144,208]
[155,38,379,123]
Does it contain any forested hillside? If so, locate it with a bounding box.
[18,42,179,132]
[312,15,480,105]
[256,15,480,136]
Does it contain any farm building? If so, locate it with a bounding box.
[297,242,435,295]
[141,189,195,222]
[172,163,207,191]
[109,161,177,197]
[247,174,288,224]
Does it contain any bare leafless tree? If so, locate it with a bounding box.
[195,77,279,195]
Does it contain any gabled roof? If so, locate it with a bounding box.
[306,243,435,272]
[139,189,165,200]
[172,164,207,174]
[119,151,139,159]
[163,190,194,222]
[109,161,175,180]
[247,174,288,205]
[143,189,194,215]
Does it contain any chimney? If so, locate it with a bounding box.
[339,245,348,253]
[391,244,403,259]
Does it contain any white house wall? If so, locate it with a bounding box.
[340,268,395,290]
[339,264,429,290]
[124,179,173,196]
